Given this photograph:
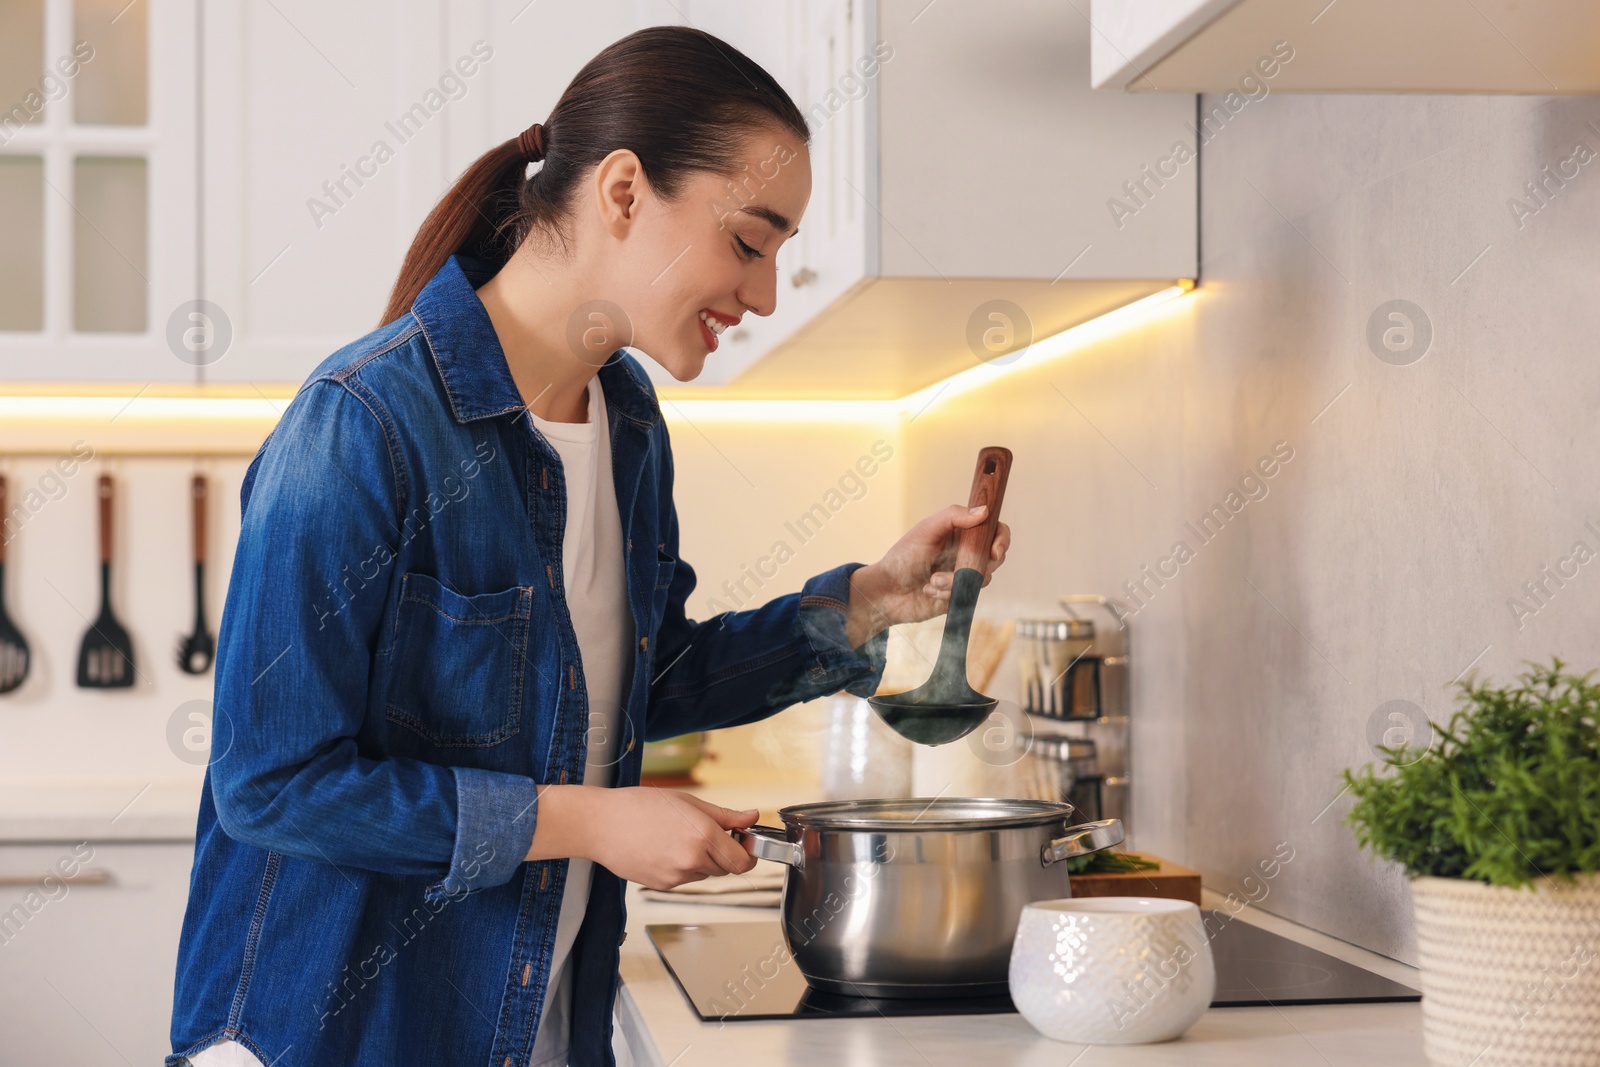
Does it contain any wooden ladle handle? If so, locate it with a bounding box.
[191,474,207,564]
[953,446,1011,574]
[98,475,113,565]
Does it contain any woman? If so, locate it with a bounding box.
[170,26,1009,1067]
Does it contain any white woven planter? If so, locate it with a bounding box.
[1410,874,1600,1067]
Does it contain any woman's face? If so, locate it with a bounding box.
[591,128,812,382]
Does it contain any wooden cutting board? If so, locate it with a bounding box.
[1068,853,1202,905]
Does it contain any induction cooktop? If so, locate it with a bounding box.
[648,909,1419,1022]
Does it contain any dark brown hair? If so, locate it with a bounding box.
[380,26,809,326]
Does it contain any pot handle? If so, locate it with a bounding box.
[1040,818,1124,867]
[731,825,801,867]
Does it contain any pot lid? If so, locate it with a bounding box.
[777,797,1076,832]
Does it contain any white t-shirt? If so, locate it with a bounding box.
[527,378,633,1067]
[190,380,630,1067]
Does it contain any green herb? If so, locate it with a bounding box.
[1343,659,1600,887]
[1065,850,1161,875]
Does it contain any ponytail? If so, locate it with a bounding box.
[380,27,809,327]
[379,137,527,326]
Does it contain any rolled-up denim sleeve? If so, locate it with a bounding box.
[795,562,891,698]
[434,767,542,899]
[209,379,537,899]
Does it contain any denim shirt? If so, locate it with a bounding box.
[168,255,889,1066]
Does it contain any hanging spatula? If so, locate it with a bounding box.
[869,446,1012,746]
[0,475,30,695]
[77,474,136,688]
[176,473,214,674]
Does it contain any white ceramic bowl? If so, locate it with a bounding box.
[1009,896,1215,1045]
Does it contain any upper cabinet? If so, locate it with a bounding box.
[197,0,671,385]
[0,0,197,382]
[3,1,1196,393]
[674,0,1197,399]
[681,0,848,392]
[1090,0,1600,94]
[198,0,470,384]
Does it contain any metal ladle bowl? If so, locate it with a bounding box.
[868,567,995,745]
[869,446,1011,747]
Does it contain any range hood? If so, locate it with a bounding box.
[1091,0,1600,94]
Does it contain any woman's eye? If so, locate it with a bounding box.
[735,236,765,260]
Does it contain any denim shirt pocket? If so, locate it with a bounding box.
[384,572,531,747]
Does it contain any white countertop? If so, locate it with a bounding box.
[616,887,1426,1067]
[0,777,203,842]
[614,784,1426,1067]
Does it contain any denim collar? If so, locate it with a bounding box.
[411,253,661,429]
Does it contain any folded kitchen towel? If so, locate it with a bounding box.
[638,861,785,906]
[639,887,781,908]
[656,862,785,893]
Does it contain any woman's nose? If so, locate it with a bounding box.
[737,261,779,318]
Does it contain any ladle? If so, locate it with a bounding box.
[869,446,1011,745]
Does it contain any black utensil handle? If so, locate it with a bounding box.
[98,475,113,565]
[192,474,207,565]
[953,447,1011,575]
[0,474,7,564]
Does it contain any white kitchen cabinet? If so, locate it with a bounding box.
[1090,0,1600,94]
[183,1,1195,395]
[681,0,805,102]
[671,0,1197,398]
[198,0,684,386]
[198,0,467,384]
[0,840,193,1065]
[783,0,880,375]
[0,0,198,383]
[657,1,843,387]
[653,0,880,392]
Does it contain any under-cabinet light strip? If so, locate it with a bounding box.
[894,280,1193,417]
[657,281,1195,424]
[0,282,1194,447]
[0,396,289,420]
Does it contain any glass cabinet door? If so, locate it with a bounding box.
[73,0,150,126]
[0,155,45,331]
[0,0,196,381]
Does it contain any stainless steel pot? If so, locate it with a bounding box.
[732,798,1122,997]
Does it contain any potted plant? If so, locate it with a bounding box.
[1344,660,1600,1067]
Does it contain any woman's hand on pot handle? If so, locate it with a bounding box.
[845,503,1011,646]
[525,785,758,890]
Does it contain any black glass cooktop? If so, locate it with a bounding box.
[648,909,1419,1022]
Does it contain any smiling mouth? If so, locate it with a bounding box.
[698,309,736,352]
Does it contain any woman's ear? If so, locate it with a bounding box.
[592,148,646,240]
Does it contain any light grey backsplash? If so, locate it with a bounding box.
[904,92,1600,964]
